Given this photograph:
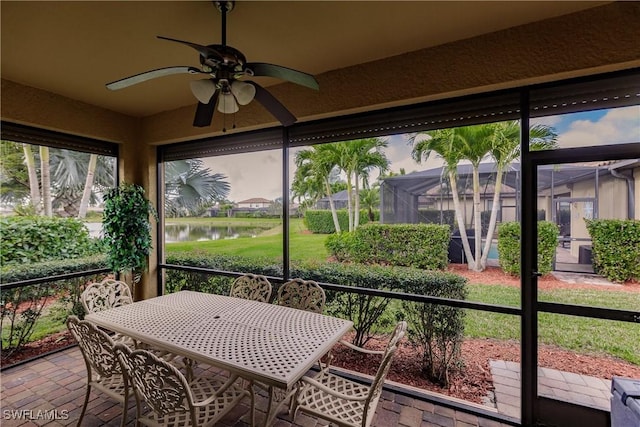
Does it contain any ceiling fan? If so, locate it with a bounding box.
[106,1,319,129]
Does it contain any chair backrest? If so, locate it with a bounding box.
[362,321,407,426]
[114,343,195,421]
[81,278,133,314]
[277,278,326,314]
[229,274,272,302]
[67,315,121,378]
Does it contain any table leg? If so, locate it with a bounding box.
[265,385,296,426]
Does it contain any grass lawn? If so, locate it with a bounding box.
[466,284,640,365]
[166,218,328,261]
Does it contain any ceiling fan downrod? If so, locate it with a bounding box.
[214,1,234,47]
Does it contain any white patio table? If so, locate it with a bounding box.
[85,290,353,425]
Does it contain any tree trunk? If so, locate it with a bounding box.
[471,166,483,271]
[39,146,52,217]
[480,169,504,269]
[22,144,42,214]
[324,179,341,233]
[346,172,354,232]
[449,171,475,268]
[354,175,361,229]
[78,154,98,218]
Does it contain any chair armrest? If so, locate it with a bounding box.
[299,375,369,402]
[338,340,384,355]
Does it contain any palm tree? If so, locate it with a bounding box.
[411,128,472,265]
[293,145,342,232]
[22,144,42,214]
[164,159,231,217]
[333,138,390,231]
[479,121,557,268]
[359,187,380,222]
[411,121,557,271]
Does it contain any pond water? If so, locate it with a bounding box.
[164,224,272,242]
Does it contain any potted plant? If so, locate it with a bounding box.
[102,183,157,298]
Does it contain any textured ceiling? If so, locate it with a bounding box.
[1,1,608,118]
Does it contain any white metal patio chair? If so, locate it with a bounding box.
[81,277,194,379]
[114,343,250,427]
[229,273,272,302]
[276,278,326,314]
[81,278,133,314]
[291,321,407,427]
[67,315,130,427]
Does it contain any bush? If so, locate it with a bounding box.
[349,224,450,270]
[0,216,97,266]
[1,255,108,284]
[497,221,558,276]
[586,219,640,282]
[1,270,110,358]
[292,262,400,347]
[401,270,468,386]
[304,210,371,234]
[324,232,357,262]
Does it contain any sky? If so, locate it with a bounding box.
[202,105,639,203]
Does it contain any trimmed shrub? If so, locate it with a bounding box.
[349,223,450,270]
[0,216,97,266]
[0,255,108,284]
[497,221,559,276]
[304,209,371,234]
[324,232,357,262]
[586,219,640,282]
[401,270,468,386]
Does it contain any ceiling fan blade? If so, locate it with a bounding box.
[246,63,319,91]
[157,36,224,62]
[106,66,203,90]
[193,90,220,127]
[247,81,296,127]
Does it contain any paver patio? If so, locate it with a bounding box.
[1,346,513,427]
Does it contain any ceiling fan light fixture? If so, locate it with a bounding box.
[217,92,239,114]
[190,79,217,104]
[230,80,256,105]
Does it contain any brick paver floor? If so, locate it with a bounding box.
[1,347,514,427]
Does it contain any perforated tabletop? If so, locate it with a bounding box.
[86,291,353,389]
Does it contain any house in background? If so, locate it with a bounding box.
[316,190,350,210]
[236,198,273,209]
[380,159,640,272]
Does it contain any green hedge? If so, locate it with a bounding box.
[497,221,558,276]
[304,209,373,234]
[0,216,99,266]
[0,254,108,284]
[586,219,640,282]
[166,253,466,351]
[341,223,450,270]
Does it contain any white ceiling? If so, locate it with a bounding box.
[1,1,608,118]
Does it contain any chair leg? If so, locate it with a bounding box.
[77,384,91,426]
[250,381,256,427]
[119,387,129,427]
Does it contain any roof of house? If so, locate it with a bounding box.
[317,190,350,202]
[237,198,272,204]
[381,160,639,196]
